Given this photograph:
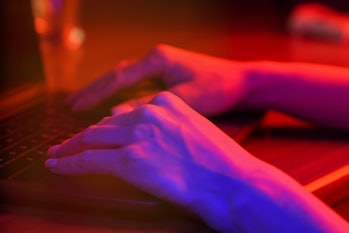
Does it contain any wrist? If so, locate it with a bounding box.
[238,61,278,110]
[186,151,260,232]
[187,156,326,233]
[188,169,246,232]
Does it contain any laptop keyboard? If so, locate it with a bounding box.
[0,96,92,181]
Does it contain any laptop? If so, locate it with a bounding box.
[0,1,263,218]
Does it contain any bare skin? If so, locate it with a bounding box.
[46,44,349,232]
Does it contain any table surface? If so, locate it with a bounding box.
[2,1,349,232]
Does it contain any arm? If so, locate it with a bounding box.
[241,61,349,130]
[196,157,349,233]
[46,92,349,233]
[67,44,349,130]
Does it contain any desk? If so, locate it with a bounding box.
[2,1,349,232]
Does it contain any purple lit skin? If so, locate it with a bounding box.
[46,45,349,232]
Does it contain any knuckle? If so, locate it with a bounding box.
[152,44,170,56]
[130,124,152,141]
[122,145,144,162]
[76,150,93,168]
[150,91,174,106]
[114,146,137,172]
[98,116,112,125]
[136,104,158,120]
[147,44,172,64]
[79,125,98,145]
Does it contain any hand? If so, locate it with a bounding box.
[47,91,253,201]
[46,91,257,231]
[46,92,349,232]
[67,44,248,116]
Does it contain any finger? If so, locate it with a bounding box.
[67,46,169,111]
[46,144,162,196]
[66,69,119,111]
[45,149,118,176]
[95,107,146,126]
[148,91,181,107]
[111,94,154,115]
[149,90,197,116]
[47,124,149,158]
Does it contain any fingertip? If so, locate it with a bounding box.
[45,158,58,169]
[47,145,60,157]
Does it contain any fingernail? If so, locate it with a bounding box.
[45,158,58,169]
[47,145,59,157]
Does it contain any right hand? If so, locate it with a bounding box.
[67,44,249,116]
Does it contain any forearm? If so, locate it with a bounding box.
[235,162,349,233]
[241,61,349,130]
[193,158,349,233]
